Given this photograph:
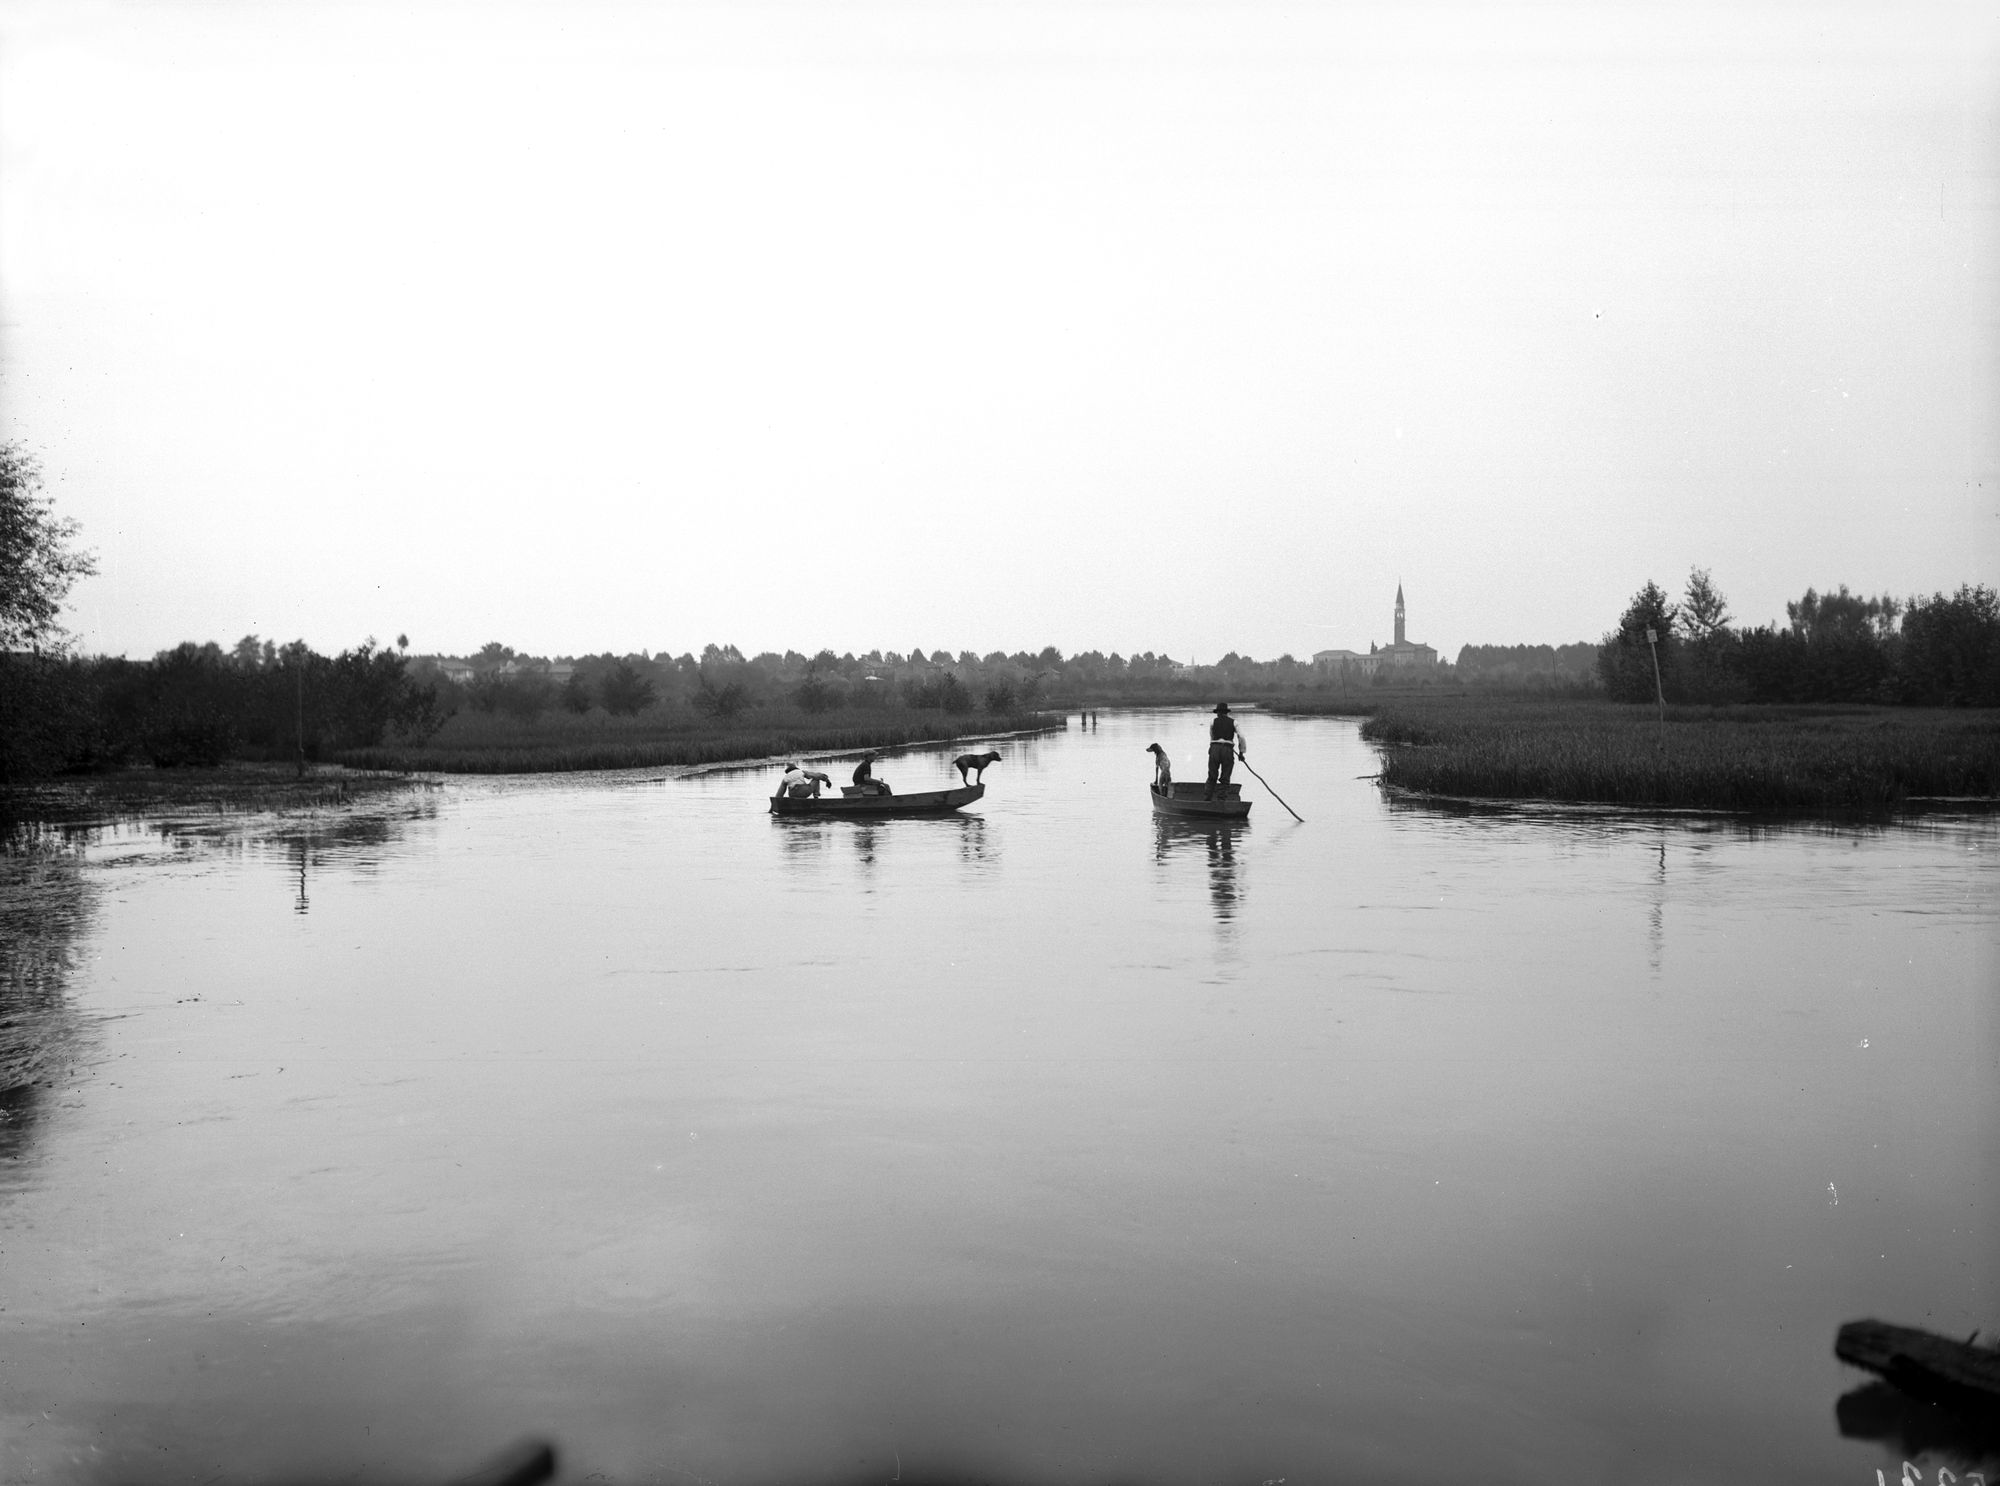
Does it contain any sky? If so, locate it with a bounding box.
[2,0,1995,664]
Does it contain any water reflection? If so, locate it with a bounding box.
[221,806,439,914]
[951,814,993,867]
[1836,1379,2000,1472]
[851,823,880,880]
[0,825,98,1179]
[1153,817,1246,937]
[770,813,998,877]
[1649,834,1666,973]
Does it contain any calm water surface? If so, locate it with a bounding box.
[2,711,1995,1485]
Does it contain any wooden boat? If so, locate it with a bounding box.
[770,781,986,818]
[1150,781,1251,820]
[1836,1318,2000,1414]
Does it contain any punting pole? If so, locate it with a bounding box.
[1238,756,1304,823]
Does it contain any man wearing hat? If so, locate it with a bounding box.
[1205,703,1246,799]
[780,761,831,798]
[851,752,892,796]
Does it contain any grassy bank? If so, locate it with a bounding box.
[1354,698,2000,811]
[1,761,420,831]
[334,706,1059,774]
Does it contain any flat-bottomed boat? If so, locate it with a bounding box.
[1150,781,1251,820]
[771,782,986,818]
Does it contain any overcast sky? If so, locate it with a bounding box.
[2,0,1994,663]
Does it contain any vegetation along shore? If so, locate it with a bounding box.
[1345,698,2000,813]
[6,437,1999,814]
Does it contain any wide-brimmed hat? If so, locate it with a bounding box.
[1213,702,1231,713]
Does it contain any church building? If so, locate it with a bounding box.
[1375,585,1437,670]
[1313,585,1437,674]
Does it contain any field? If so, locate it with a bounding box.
[334,704,1058,774]
[1346,698,2000,811]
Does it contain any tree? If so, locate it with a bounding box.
[1596,581,1677,702]
[792,653,840,713]
[1787,585,1900,642]
[1,444,96,651]
[602,660,657,716]
[1681,567,1732,640]
[1898,585,2000,705]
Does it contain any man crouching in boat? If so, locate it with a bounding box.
[780,761,831,798]
[851,753,893,796]
[1205,702,1245,799]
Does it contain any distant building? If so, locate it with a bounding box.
[435,659,475,684]
[1377,585,1437,670]
[1313,586,1436,674]
[1310,647,1380,677]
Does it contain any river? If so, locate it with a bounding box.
[2,709,1994,1485]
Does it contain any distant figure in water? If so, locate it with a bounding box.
[852,753,892,796]
[952,750,1001,786]
[1146,743,1172,791]
[1205,702,1245,799]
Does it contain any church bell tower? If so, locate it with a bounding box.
[1394,584,1406,647]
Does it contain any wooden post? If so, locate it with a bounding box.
[1644,626,1665,736]
[295,649,306,778]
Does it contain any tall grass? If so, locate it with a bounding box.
[334,705,1057,774]
[1359,698,2000,810]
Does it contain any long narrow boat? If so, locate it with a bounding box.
[770,782,986,818]
[1150,781,1251,820]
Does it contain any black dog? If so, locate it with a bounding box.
[952,750,1002,785]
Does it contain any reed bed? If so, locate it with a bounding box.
[334,706,1056,774]
[1358,699,2000,811]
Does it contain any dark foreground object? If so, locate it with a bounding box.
[770,782,986,817]
[1837,1319,2000,1422]
[453,1439,557,1486]
[1837,1379,2000,1463]
[116,1437,557,1486]
[1150,782,1251,819]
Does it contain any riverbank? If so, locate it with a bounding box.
[333,706,1063,774]
[1351,698,2000,811]
[0,761,427,833]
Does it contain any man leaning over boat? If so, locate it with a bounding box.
[780,762,832,798]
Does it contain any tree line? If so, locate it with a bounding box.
[1600,569,2000,706]
[420,642,1246,724]
[0,639,444,782]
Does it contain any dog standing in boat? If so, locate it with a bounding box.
[951,750,1002,786]
[1145,743,1172,791]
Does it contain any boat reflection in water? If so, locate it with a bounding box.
[1153,816,1245,942]
[770,811,998,886]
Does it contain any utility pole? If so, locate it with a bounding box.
[295,645,306,778]
[1645,626,1665,738]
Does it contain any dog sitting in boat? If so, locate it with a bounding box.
[951,750,1002,786]
[1145,743,1172,791]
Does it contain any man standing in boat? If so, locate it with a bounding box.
[1205,702,1245,799]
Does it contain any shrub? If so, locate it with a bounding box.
[602,661,657,717]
